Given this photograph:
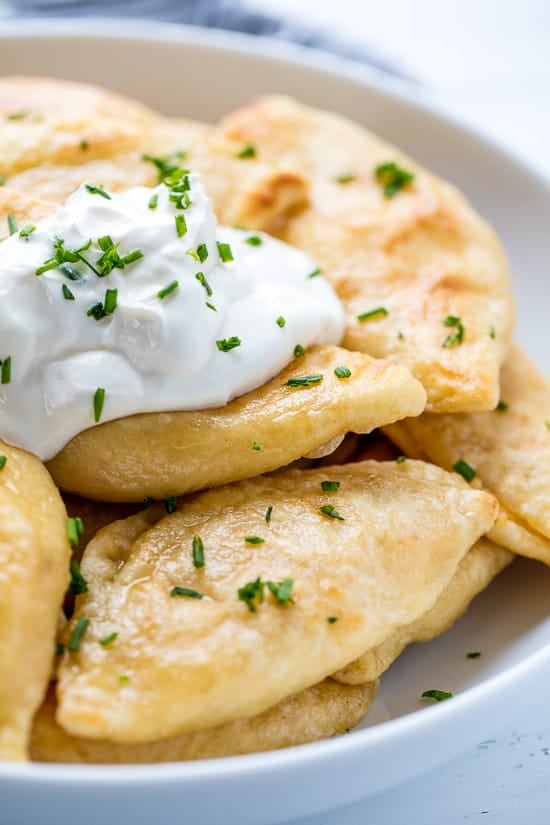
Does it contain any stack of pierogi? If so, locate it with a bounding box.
[0,77,546,766]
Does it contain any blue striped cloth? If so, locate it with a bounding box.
[6,0,405,78]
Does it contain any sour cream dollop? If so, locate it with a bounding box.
[0,176,345,460]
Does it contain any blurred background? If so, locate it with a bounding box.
[2,0,549,175]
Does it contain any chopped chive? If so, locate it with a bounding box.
[197,243,209,262]
[319,504,345,521]
[421,689,453,702]
[335,173,356,184]
[18,224,36,239]
[496,401,509,412]
[276,316,286,328]
[0,455,6,470]
[206,302,217,312]
[143,496,154,509]
[357,306,388,322]
[546,420,550,432]
[245,535,265,544]
[175,213,187,238]
[327,616,339,624]
[99,632,118,647]
[7,213,17,235]
[265,505,273,524]
[187,248,200,262]
[170,586,203,599]
[68,615,90,652]
[93,387,105,422]
[0,177,5,186]
[466,651,481,659]
[118,675,130,684]
[217,242,234,263]
[452,459,476,483]
[284,374,323,388]
[62,284,75,300]
[1,356,11,385]
[396,455,407,464]
[120,249,143,266]
[6,110,28,121]
[307,267,321,278]
[237,144,256,158]
[245,235,262,246]
[66,516,84,547]
[266,578,294,605]
[442,315,465,348]
[87,301,106,321]
[375,162,414,198]
[321,480,340,492]
[238,578,265,612]
[216,337,241,352]
[334,365,351,379]
[104,288,118,315]
[489,325,496,339]
[192,535,205,569]
[251,440,262,451]
[164,495,177,514]
[84,182,111,199]
[148,193,159,210]
[55,642,65,656]
[158,280,179,300]
[142,150,186,182]
[294,344,305,357]
[80,139,89,151]
[69,558,88,595]
[195,271,212,297]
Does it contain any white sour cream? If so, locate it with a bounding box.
[0,176,344,460]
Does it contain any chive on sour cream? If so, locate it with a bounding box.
[0,174,345,460]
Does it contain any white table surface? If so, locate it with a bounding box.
[249,1,550,821]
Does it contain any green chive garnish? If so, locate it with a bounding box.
[375,162,414,198]
[319,504,345,521]
[19,224,36,239]
[335,173,356,184]
[170,586,203,599]
[284,374,323,388]
[307,267,321,278]
[100,632,118,647]
[93,387,105,422]
[357,306,388,322]
[121,249,143,266]
[104,288,118,315]
[7,213,17,235]
[466,651,481,659]
[217,242,234,263]
[421,689,453,702]
[294,344,305,357]
[175,214,187,238]
[164,495,177,514]
[238,578,265,612]
[197,243,209,262]
[0,455,7,470]
[148,193,159,210]
[452,459,476,483]
[442,315,465,348]
[327,616,339,624]
[143,496,154,509]
[265,506,273,524]
[276,316,286,328]
[489,326,496,339]
[55,642,65,656]
[245,235,262,246]
[334,365,351,379]
[266,578,294,605]
[142,150,186,182]
[206,302,217,312]
[1,356,11,385]
[496,401,509,412]
[321,480,340,492]
[216,337,241,352]
[245,535,264,544]
[84,182,111,199]
[251,440,262,451]
[196,271,212,296]
[80,140,89,151]
[396,455,407,464]
[62,284,75,300]
[237,144,256,159]
[66,516,84,548]
[69,558,88,595]
[158,280,179,300]
[192,535,205,569]
[68,615,90,652]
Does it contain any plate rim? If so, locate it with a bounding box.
[0,16,549,785]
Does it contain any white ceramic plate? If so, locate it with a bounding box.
[1,19,549,825]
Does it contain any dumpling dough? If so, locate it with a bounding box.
[211,95,514,413]
[31,679,378,764]
[385,346,550,565]
[56,459,497,743]
[0,439,70,760]
[332,538,513,684]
